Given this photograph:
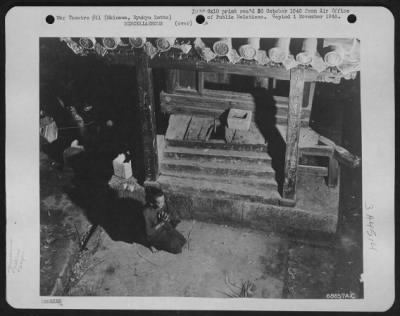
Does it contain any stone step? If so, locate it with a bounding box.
[160,170,278,192]
[163,145,271,165]
[165,138,268,153]
[158,174,281,205]
[163,191,337,234]
[160,158,275,178]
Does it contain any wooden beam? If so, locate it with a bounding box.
[282,68,305,203]
[298,165,328,177]
[299,145,334,157]
[135,51,159,182]
[196,71,204,95]
[109,54,346,83]
[197,71,205,95]
[160,91,310,122]
[319,135,361,168]
[308,82,316,109]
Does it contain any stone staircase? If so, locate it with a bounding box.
[157,114,281,206]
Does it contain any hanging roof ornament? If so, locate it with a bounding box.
[102,37,121,50]
[129,37,146,48]
[79,37,96,50]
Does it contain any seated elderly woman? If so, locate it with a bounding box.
[143,187,186,254]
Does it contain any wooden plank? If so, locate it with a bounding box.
[299,145,334,157]
[164,87,286,103]
[135,52,158,182]
[319,135,361,168]
[203,89,289,105]
[185,116,201,140]
[162,107,308,126]
[161,90,283,110]
[197,71,205,95]
[109,55,346,83]
[161,90,250,112]
[197,118,215,141]
[149,59,293,79]
[156,134,165,165]
[160,91,310,121]
[277,125,321,149]
[162,104,223,119]
[298,165,329,177]
[282,68,305,202]
[185,116,214,141]
[165,114,192,140]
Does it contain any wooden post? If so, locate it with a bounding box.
[135,52,159,182]
[197,71,204,95]
[272,79,277,89]
[308,82,316,108]
[166,70,179,93]
[282,68,305,205]
[303,82,315,111]
[302,81,316,110]
[328,157,339,188]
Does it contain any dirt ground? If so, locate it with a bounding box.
[40,148,345,299]
[67,222,286,298]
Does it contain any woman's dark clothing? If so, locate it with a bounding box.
[143,205,186,254]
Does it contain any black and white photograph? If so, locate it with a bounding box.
[5,6,395,311]
[39,36,363,298]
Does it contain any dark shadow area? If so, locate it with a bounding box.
[252,87,286,194]
[40,37,149,246]
[310,83,344,144]
[334,75,363,297]
[204,74,256,92]
[153,69,170,135]
[65,151,150,247]
[210,109,229,141]
[40,38,146,184]
[200,75,287,193]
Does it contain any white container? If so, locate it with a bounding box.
[112,154,133,179]
[227,109,252,131]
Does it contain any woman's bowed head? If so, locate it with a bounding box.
[143,187,186,254]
